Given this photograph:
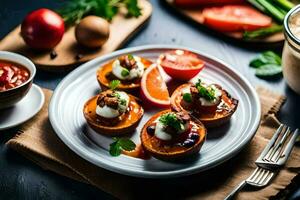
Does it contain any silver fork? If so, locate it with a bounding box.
[224,124,297,200]
[224,167,274,200]
[256,124,299,168]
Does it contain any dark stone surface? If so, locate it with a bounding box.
[0,0,299,199]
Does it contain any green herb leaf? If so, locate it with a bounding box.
[109,138,136,156]
[183,93,192,103]
[109,141,122,156]
[119,98,127,106]
[112,92,121,98]
[159,113,183,132]
[249,51,282,77]
[255,64,282,77]
[109,80,120,90]
[118,138,136,151]
[127,54,134,60]
[250,51,281,68]
[58,0,142,26]
[195,79,216,101]
[121,68,130,77]
[124,0,142,17]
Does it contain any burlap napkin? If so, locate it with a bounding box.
[5,87,300,199]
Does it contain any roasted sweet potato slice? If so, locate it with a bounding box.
[140,110,206,160]
[171,83,238,127]
[83,94,144,136]
[96,57,152,93]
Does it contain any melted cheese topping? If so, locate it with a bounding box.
[112,56,144,80]
[95,91,130,118]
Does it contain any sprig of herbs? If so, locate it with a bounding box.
[195,79,216,101]
[109,137,136,156]
[58,0,142,26]
[109,80,120,90]
[249,51,282,77]
[159,113,184,132]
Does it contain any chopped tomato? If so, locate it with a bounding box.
[202,5,272,32]
[174,0,245,7]
[158,50,205,81]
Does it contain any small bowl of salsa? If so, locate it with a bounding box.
[0,51,36,109]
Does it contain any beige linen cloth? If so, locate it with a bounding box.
[6,87,300,199]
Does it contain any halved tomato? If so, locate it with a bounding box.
[158,50,205,81]
[174,0,245,7]
[202,5,272,32]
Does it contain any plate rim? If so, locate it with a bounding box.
[0,84,45,130]
[49,45,261,178]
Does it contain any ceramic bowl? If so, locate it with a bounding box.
[0,51,36,109]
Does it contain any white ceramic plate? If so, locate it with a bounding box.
[0,84,45,130]
[49,45,261,178]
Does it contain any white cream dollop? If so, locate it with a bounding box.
[199,85,222,106]
[95,91,130,118]
[154,121,172,141]
[112,56,144,80]
[154,117,190,141]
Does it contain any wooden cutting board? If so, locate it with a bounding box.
[165,0,285,44]
[0,0,152,71]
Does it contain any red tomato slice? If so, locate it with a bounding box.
[202,5,272,32]
[174,0,244,7]
[158,50,205,81]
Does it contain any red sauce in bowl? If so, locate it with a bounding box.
[0,60,30,92]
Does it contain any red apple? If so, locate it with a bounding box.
[21,8,65,50]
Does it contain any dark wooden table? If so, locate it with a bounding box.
[0,0,299,199]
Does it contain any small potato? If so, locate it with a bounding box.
[75,16,110,48]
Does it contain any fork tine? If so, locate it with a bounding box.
[258,170,270,185]
[264,124,286,160]
[261,171,274,186]
[248,167,260,181]
[249,168,263,182]
[253,168,266,184]
[261,124,285,162]
[268,127,291,162]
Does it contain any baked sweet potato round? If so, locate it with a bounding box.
[96,57,152,93]
[140,110,206,160]
[83,94,144,136]
[171,83,238,127]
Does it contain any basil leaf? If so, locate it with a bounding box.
[118,138,136,151]
[255,64,282,77]
[121,68,130,77]
[249,58,265,68]
[183,93,192,103]
[109,141,122,156]
[250,51,281,68]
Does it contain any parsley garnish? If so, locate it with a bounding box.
[121,68,130,77]
[127,54,134,60]
[183,93,192,103]
[109,137,136,156]
[195,79,216,101]
[119,98,127,106]
[159,113,184,132]
[109,80,120,90]
[58,0,142,26]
